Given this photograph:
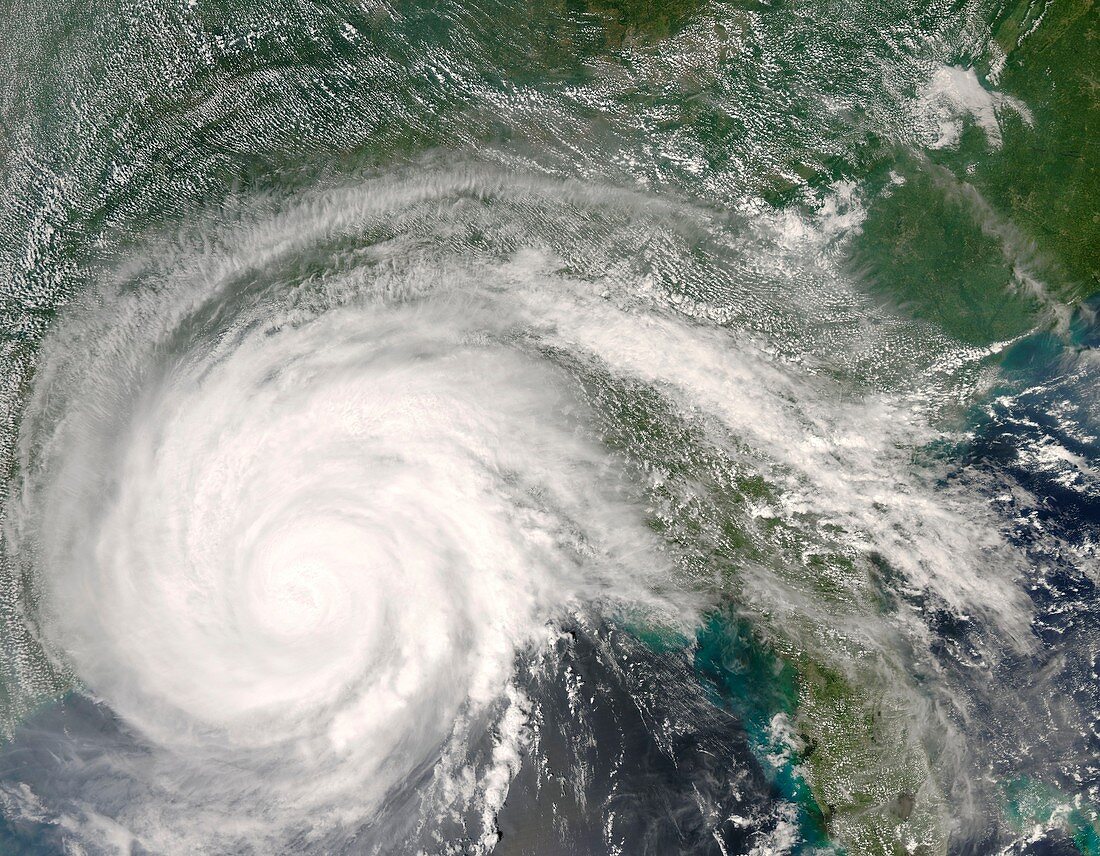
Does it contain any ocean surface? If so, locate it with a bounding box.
[0,0,1097,853]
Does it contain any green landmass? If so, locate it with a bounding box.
[983,0,1099,299]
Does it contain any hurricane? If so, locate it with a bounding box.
[0,0,1097,854]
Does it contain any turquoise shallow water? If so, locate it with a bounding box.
[0,0,1097,853]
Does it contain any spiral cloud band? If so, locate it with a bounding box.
[5,167,1029,852]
